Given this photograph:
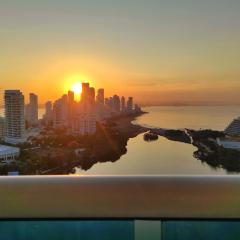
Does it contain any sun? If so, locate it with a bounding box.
[65,74,90,100]
[71,82,82,95]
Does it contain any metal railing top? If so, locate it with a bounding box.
[1,175,240,219]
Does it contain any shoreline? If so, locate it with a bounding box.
[0,111,149,175]
[74,111,149,173]
[2,108,240,175]
[111,111,149,137]
[151,127,240,173]
[43,111,149,174]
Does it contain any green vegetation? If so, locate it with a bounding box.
[186,129,240,173]
[188,129,225,141]
[0,112,146,175]
[153,127,240,173]
[164,130,191,144]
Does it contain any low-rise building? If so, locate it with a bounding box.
[218,140,240,150]
[0,145,20,161]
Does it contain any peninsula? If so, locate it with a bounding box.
[150,128,240,173]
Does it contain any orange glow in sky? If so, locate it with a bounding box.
[1,1,240,106]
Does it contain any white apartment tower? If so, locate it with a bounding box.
[4,90,25,144]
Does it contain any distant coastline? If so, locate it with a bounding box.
[34,103,240,109]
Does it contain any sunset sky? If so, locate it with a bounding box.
[0,0,240,105]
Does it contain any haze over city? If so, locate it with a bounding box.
[1,0,240,105]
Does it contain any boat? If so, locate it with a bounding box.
[143,132,159,141]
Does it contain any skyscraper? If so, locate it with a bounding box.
[105,98,110,107]
[127,97,133,112]
[81,83,96,112]
[53,99,63,128]
[96,89,104,105]
[0,117,5,140]
[4,90,25,144]
[89,87,95,105]
[95,89,106,120]
[26,93,38,126]
[109,97,114,109]
[52,95,68,128]
[68,91,75,126]
[121,96,126,112]
[68,90,75,103]
[113,95,120,112]
[81,83,90,103]
[43,101,53,124]
[81,83,90,112]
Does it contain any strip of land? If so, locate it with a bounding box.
[151,128,240,173]
[0,111,148,175]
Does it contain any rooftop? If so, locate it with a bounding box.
[0,145,20,155]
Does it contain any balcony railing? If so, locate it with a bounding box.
[1,175,240,219]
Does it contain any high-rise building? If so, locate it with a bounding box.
[68,90,75,103]
[81,83,91,111]
[105,98,109,107]
[53,99,62,128]
[127,97,133,112]
[52,95,68,128]
[81,83,90,103]
[4,90,25,144]
[81,83,96,112]
[109,97,114,109]
[113,95,121,112]
[95,89,106,120]
[121,96,126,112]
[89,87,95,105]
[71,113,96,136]
[43,101,53,124]
[0,117,5,140]
[26,93,38,126]
[67,90,75,126]
[96,89,104,105]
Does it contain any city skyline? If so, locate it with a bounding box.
[1,83,133,106]
[0,1,240,106]
[1,81,139,145]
